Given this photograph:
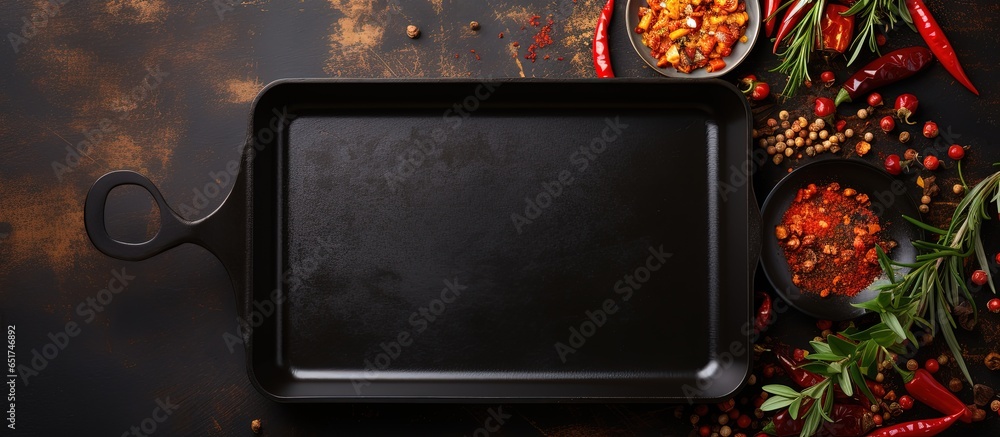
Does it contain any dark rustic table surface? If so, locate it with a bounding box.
[1,0,998,436]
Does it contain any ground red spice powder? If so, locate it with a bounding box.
[776,182,895,298]
[525,15,554,63]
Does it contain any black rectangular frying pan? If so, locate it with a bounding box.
[85,79,760,401]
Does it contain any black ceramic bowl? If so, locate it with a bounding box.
[759,159,922,321]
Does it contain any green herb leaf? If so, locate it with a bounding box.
[763,384,802,398]
[837,368,854,397]
[938,309,974,385]
[789,397,803,420]
[809,341,832,355]
[801,405,823,437]
[799,361,836,375]
[859,341,879,374]
[804,353,844,363]
[827,334,857,357]
[849,362,877,404]
[761,396,796,412]
[881,312,907,341]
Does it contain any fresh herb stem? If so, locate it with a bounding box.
[771,0,913,97]
[771,0,825,99]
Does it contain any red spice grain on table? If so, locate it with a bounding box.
[775,182,895,298]
[525,15,554,63]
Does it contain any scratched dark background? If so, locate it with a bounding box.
[0,0,998,436]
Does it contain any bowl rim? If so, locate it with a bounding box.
[624,0,761,78]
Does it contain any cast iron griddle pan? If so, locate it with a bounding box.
[85,80,759,401]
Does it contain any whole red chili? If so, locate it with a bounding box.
[818,3,854,54]
[774,348,831,389]
[894,93,919,124]
[763,398,875,437]
[884,154,902,175]
[904,0,979,95]
[793,348,807,362]
[833,47,934,106]
[820,70,836,86]
[742,75,770,101]
[971,269,988,286]
[738,414,752,428]
[987,298,1000,313]
[755,292,774,333]
[814,97,836,117]
[900,368,972,423]
[764,0,781,37]
[923,121,939,138]
[592,0,614,78]
[752,81,770,101]
[880,116,896,133]
[773,0,814,53]
[947,144,965,160]
[867,92,883,107]
[699,425,711,437]
[864,410,962,437]
[923,155,940,171]
[924,359,939,374]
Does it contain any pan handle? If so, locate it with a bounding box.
[84,170,197,260]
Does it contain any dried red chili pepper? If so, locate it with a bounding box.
[762,398,874,436]
[863,410,962,437]
[755,292,774,333]
[773,347,873,405]
[763,0,781,37]
[904,0,978,95]
[592,0,615,78]
[900,368,972,423]
[833,47,934,106]
[818,3,854,54]
[773,0,814,53]
[775,347,825,388]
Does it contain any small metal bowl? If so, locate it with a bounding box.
[759,159,922,321]
[625,0,761,78]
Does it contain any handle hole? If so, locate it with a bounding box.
[105,185,161,244]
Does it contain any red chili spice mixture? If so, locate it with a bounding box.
[775,182,896,298]
[525,15,554,63]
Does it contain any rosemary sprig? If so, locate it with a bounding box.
[771,0,825,99]
[770,0,913,98]
[762,163,1000,437]
[885,161,1000,384]
[843,0,914,66]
